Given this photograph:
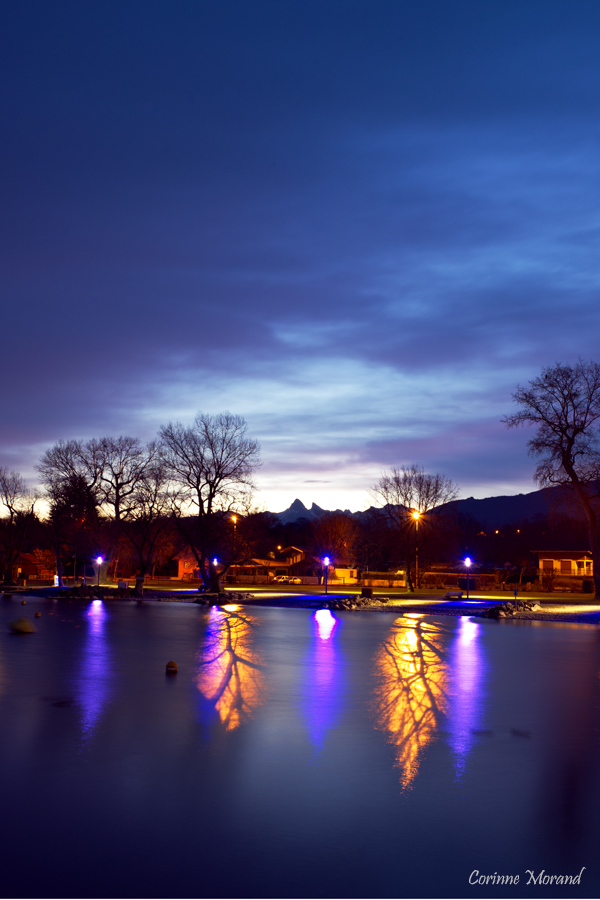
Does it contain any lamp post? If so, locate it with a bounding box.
[231,515,237,583]
[411,511,421,592]
[95,556,103,588]
[464,556,471,599]
[323,556,330,594]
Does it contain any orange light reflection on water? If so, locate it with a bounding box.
[196,606,265,731]
[372,615,448,789]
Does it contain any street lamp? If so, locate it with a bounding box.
[95,556,103,588]
[323,556,330,594]
[411,511,421,591]
[464,556,471,599]
[231,516,237,583]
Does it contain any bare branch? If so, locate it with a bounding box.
[159,412,261,591]
[503,359,600,597]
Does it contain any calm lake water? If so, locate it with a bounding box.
[1,595,600,899]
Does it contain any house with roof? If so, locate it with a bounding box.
[235,546,320,584]
[532,549,593,590]
[175,545,322,583]
[175,544,402,586]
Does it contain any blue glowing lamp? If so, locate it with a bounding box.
[323,557,330,594]
[464,557,471,599]
[465,557,471,568]
[95,556,103,588]
[213,557,218,566]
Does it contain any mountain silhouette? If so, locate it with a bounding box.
[275,498,354,525]
[273,486,576,530]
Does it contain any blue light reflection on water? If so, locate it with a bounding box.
[315,607,336,640]
[73,599,113,744]
[447,616,486,777]
[3,601,600,899]
[302,609,343,752]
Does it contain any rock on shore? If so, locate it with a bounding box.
[481,598,542,619]
[322,595,392,611]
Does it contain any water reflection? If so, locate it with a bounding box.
[75,600,113,742]
[196,606,265,730]
[372,615,448,788]
[448,617,485,776]
[315,608,336,641]
[303,610,343,752]
[539,628,600,855]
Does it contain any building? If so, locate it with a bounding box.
[175,544,405,587]
[534,550,593,578]
[235,547,319,584]
[532,550,594,591]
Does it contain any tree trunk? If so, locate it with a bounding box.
[208,560,221,593]
[560,462,600,600]
[194,551,210,591]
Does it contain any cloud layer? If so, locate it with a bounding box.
[2,1,600,510]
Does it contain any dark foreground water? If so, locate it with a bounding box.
[1,596,600,899]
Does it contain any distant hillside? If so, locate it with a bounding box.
[442,487,558,530]
[273,486,576,530]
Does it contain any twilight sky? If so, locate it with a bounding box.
[2,0,600,512]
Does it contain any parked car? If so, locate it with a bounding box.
[288,577,302,584]
[274,576,289,583]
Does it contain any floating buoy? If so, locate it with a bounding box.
[9,617,37,634]
[21,600,26,605]
[166,660,178,674]
[35,611,41,618]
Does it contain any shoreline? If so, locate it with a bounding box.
[7,585,600,625]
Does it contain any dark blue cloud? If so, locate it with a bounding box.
[2,1,600,507]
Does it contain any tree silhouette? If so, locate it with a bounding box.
[0,468,37,585]
[372,466,458,589]
[504,360,600,598]
[160,412,261,592]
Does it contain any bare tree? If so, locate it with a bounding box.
[36,436,159,580]
[372,465,459,590]
[0,468,38,585]
[504,360,600,598]
[36,441,103,584]
[37,440,103,507]
[44,472,100,586]
[160,412,261,593]
[90,436,159,522]
[311,513,358,565]
[120,460,176,594]
[38,436,157,523]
